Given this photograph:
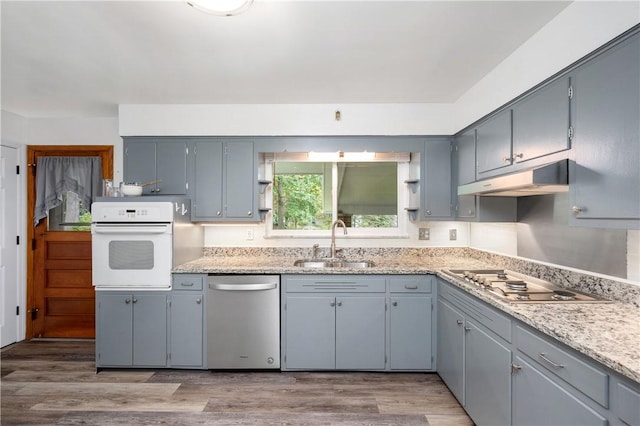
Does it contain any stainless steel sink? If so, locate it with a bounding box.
[293,259,375,268]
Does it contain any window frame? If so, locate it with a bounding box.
[263,154,410,239]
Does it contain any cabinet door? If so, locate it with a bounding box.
[96,293,133,366]
[437,298,465,404]
[335,296,386,370]
[570,34,640,223]
[284,296,336,369]
[454,130,476,218]
[124,141,156,195]
[170,293,204,368]
[224,141,255,219]
[132,293,167,367]
[155,141,187,195]
[389,295,432,370]
[513,356,608,426]
[464,320,512,426]
[476,109,512,175]
[423,138,452,219]
[512,76,571,163]
[193,140,223,220]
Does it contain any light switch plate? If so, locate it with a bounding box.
[419,228,430,240]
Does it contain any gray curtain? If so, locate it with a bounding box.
[33,156,102,226]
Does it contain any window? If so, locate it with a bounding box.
[264,152,410,237]
[47,191,92,231]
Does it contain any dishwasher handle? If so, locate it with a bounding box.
[209,282,278,291]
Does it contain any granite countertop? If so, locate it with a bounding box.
[174,252,640,384]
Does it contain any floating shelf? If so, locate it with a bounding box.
[258,207,272,220]
[404,179,420,194]
[404,207,419,221]
[258,180,272,194]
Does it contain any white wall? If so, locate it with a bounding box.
[119,103,457,136]
[203,220,470,249]
[26,117,123,183]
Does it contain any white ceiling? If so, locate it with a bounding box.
[1,1,572,118]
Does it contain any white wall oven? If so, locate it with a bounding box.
[91,202,174,290]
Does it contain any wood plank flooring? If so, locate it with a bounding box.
[1,340,473,425]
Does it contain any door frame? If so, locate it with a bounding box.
[26,145,113,339]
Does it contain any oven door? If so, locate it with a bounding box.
[91,223,172,290]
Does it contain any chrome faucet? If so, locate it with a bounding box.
[330,219,347,258]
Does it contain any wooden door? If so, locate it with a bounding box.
[27,146,113,338]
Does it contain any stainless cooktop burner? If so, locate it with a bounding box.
[444,269,610,304]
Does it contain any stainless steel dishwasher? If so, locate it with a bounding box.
[207,275,280,369]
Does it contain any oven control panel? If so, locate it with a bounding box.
[92,202,174,223]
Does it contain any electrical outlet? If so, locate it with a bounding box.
[419,228,430,240]
[449,229,457,241]
[246,228,254,241]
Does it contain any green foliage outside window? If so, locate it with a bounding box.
[273,174,331,230]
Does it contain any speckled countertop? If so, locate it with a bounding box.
[174,247,640,384]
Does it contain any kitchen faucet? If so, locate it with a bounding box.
[330,219,347,258]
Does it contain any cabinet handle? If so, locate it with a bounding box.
[196,298,202,304]
[468,210,474,215]
[337,300,343,307]
[404,285,418,290]
[538,352,564,369]
[132,298,137,304]
[572,206,584,214]
[514,153,524,160]
[511,363,523,375]
[392,301,398,307]
[464,326,471,331]
[125,298,131,304]
[330,301,336,307]
[456,319,463,325]
[247,211,252,216]
[502,156,511,163]
[216,211,222,216]
[181,282,194,287]
[425,210,432,216]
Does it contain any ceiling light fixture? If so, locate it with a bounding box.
[187,0,254,16]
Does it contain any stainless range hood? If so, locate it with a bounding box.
[458,160,568,197]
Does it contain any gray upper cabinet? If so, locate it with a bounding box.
[423,138,452,219]
[476,109,512,176]
[191,139,257,222]
[512,75,572,164]
[123,138,188,195]
[569,31,640,228]
[453,130,476,218]
[453,130,517,222]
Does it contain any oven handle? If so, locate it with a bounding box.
[209,283,278,291]
[92,225,170,234]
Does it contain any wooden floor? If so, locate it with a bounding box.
[1,340,473,425]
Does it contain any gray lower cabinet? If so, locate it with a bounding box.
[170,274,206,369]
[96,292,168,368]
[569,30,640,228]
[190,139,257,221]
[388,277,433,370]
[282,275,435,372]
[438,277,640,425]
[437,279,512,425]
[282,275,386,370]
[512,325,609,426]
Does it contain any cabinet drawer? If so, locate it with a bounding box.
[284,276,386,293]
[516,325,609,408]
[389,277,432,293]
[439,281,511,342]
[617,382,640,426]
[173,274,204,291]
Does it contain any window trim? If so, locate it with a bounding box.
[263,155,410,239]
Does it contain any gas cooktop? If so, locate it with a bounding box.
[443,269,611,304]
